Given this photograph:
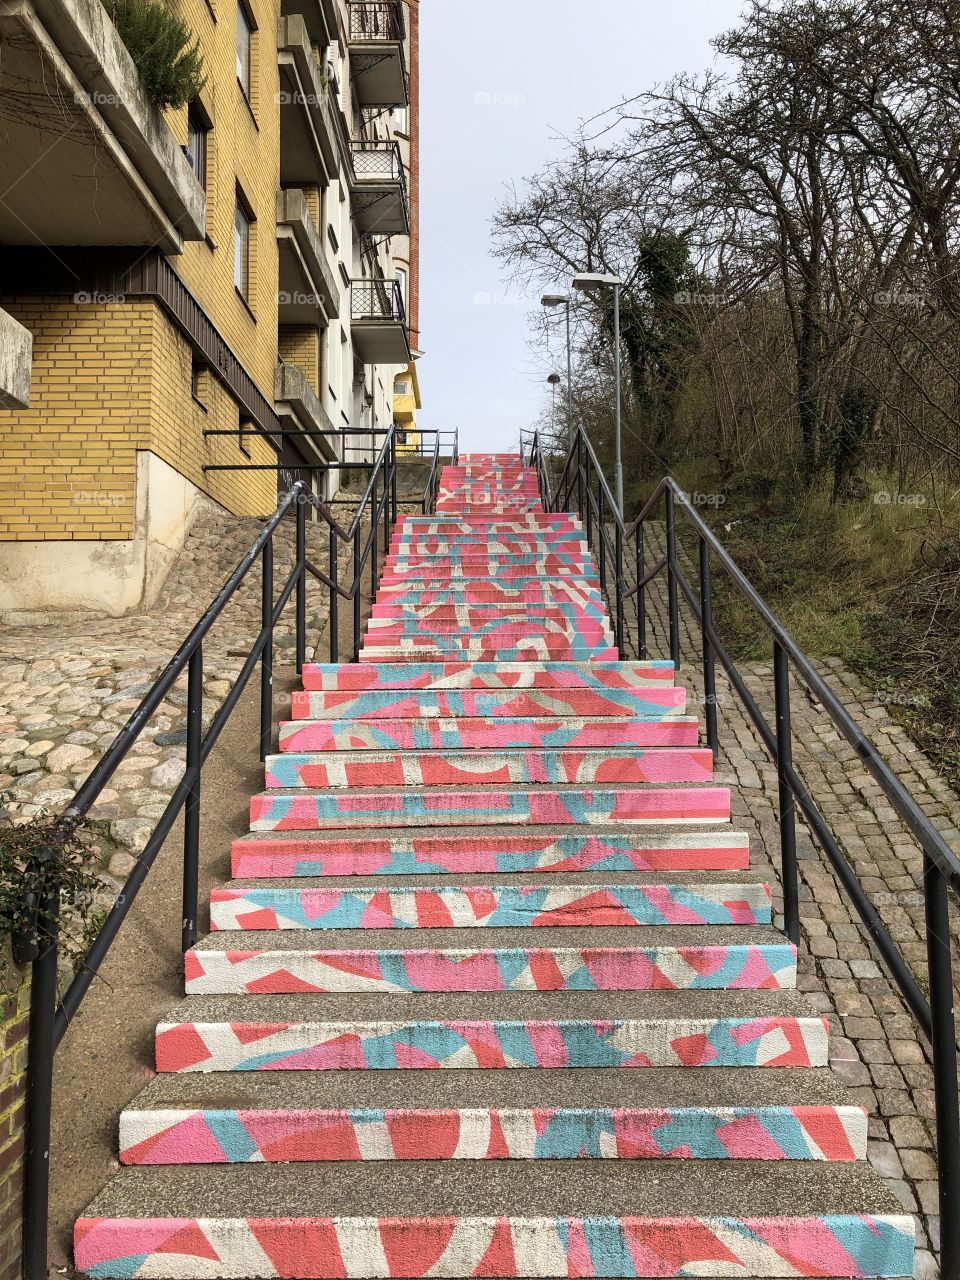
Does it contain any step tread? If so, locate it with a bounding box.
[232,824,750,843]
[77,1159,903,1218]
[192,925,789,951]
[120,1066,860,1112]
[157,989,821,1023]
[216,872,771,889]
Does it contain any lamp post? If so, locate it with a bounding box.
[547,373,561,444]
[572,272,623,516]
[541,295,572,452]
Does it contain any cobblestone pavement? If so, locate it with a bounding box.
[0,500,379,887]
[637,534,951,1279]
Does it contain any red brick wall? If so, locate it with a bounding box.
[0,969,29,1280]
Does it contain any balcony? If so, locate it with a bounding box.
[347,1,407,106]
[348,140,409,235]
[351,277,410,364]
[277,189,340,325]
[0,0,204,252]
[281,0,343,50]
[275,362,339,463]
[278,15,342,183]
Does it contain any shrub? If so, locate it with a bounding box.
[108,0,206,111]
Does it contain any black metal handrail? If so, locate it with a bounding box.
[22,427,404,1280]
[421,432,441,513]
[534,423,960,1280]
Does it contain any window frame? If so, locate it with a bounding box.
[233,191,253,301]
[235,0,253,101]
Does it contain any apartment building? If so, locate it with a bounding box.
[0,0,419,615]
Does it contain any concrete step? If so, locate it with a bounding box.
[264,748,714,790]
[390,533,587,550]
[249,784,731,832]
[209,877,774,930]
[397,514,581,529]
[374,583,606,605]
[363,618,615,642]
[291,686,687,719]
[278,717,701,753]
[380,564,600,582]
[230,826,752,878]
[184,926,797,995]
[384,553,594,567]
[278,714,702,752]
[358,641,621,661]
[299,660,675,691]
[118,1067,867,1165]
[73,1161,915,1277]
[153,991,829,1073]
[369,600,608,619]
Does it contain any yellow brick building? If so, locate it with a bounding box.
[0,0,419,615]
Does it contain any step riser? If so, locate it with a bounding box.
[291,688,687,719]
[210,883,773,930]
[73,1212,915,1278]
[391,535,586,549]
[374,587,606,606]
[380,568,600,583]
[364,621,615,642]
[155,1015,829,1072]
[231,832,752,878]
[264,751,714,790]
[384,556,594,569]
[358,644,622,660]
[300,662,675,691]
[118,1104,867,1165]
[249,789,731,832]
[183,944,798,995]
[278,720,700,753]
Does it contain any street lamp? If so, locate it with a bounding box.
[541,295,572,452]
[547,373,561,442]
[572,272,623,516]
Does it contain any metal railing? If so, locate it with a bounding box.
[347,0,405,42]
[21,427,404,1280]
[526,422,960,1280]
[351,275,406,324]
[350,139,405,186]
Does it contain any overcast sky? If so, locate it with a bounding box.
[416,0,744,453]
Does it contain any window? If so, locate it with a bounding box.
[191,353,207,406]
[393,106,408,134]
[187,106,209,190]
[234,197,251,299]
[236,2,251,98]
[395,266,407,314]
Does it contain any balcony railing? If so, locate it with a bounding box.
[351,276,406,324]
[348,0,404,42]
[350,138,403,183]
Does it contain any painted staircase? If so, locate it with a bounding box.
[75,454,916,1278]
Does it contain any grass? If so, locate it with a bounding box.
[652,463,960,790]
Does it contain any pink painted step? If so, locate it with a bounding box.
[299,662,676,691]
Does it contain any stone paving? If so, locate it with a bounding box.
[636,535,950,1279]
[0,500,377,887]
[0,501,954,1278]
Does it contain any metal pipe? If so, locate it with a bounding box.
[614,521,625,657]
[329,522,339,663]
[260,540,274,760]
[353,525,362,662]
[636,523,646,660]
[699,536,718,755]
[665,488,680,669]
[924,856,960,1280]
[22,873,59,1280]
[774,642,800,947]
[181,645,202,951]
[295,499,306,675]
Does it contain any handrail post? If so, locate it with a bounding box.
[614,521,625,657]
[295,496,306,675]
[370,471,379,589]
[328,523,339,664]
[390,433,398,526]
[636,522,647,660]
[182,644,202,950]
[925,854,960,1280]
[260,540,274,759]
[699,535,719,755]
[773,642,800,947]
[576,433,584,520]
[22,871,59,1280]
[664,488,680,669]
[597,486,607,592]
[353,524,362,662]
[584,451,593,550]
